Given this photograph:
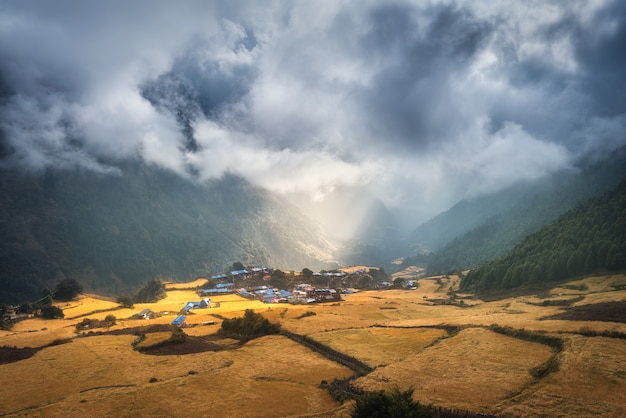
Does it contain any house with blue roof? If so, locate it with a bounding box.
[171,315,186,326]
[216,283,234,289]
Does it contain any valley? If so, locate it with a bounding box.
[2,271,625,417]
[2,3,626,417]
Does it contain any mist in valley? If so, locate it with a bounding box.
[1,3,626,415]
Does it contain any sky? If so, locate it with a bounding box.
[1,0,625,232]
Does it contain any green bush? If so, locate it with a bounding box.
[41,305,65,319]
[117,295,134,308]
[219,309,280,339]
[296,311,316,320]
[352,387,437,418]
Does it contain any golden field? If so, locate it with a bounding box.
[1,272,626,417]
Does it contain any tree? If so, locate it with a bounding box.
[104,314,117,325]
[357,274,373,289]
[117,295,134,308]
[219,309,280,339]
[54,278,83,301]
[393,278,406,288]
[269,269,287,289]
[41,305,65,319]
[231,261,245,271]
[134,278,166,303]
[42,288,54,305]
[301,268,313,278]
[352,387,436,418]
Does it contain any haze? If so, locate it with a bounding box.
[1,0,625,234]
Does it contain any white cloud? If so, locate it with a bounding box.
[1,0,624,229]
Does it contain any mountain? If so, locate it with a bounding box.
[461,179,626,291]
[408,146,626,274]
[0,162,338,303]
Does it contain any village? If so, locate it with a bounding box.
[1,265,420,328]
[141,268,354,327]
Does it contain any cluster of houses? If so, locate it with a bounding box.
[128,282,344,327]
[196,283,342,305]
[2,305,36,323]
[2,305,17,322]
[124,267,354,327]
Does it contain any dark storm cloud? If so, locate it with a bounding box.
[356,3,493,151]
[574,0,626,117]
[0,0,625,226]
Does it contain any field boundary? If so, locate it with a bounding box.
[281,330,373,376]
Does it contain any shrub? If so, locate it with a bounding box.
[296,311,316,319]
[488,324,563,351]
[529,356,560,379]
[104,314,117,325]
[117,295,134,308]
[41,305,65,319]
[352,387,437,418]
[219,309,280,339]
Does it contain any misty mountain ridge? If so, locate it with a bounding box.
[412,145,626,274]
[3,145,625,304]
[0,161,339,303]
[461,178,626,291]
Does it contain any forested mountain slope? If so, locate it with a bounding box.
[0,163,338,303]
[461,180,626,291]
[421,147,626,274]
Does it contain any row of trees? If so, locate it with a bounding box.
[425,147,626,276]
[462,180,626,291]
[5,278,83,321]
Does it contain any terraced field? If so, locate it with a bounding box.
[1,272,625,417]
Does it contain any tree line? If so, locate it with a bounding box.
[462,180,626,291]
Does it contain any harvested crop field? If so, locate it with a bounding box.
[1,273,626,417]
[310,327,448,367]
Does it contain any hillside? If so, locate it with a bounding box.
[0,163,338,303]
[1,274,626,417]
[412,147,626,274]
[461,180,626,291]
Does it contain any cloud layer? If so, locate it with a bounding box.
[1,1,625,226]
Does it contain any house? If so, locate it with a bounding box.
[198,287,233,296]
[134,309,156,320]
[308,288,341,302]
[199,298,211,308]
[215,283,234,289]
[171,315,186,326]
[3,305,17,321]
[183,302,199,311]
